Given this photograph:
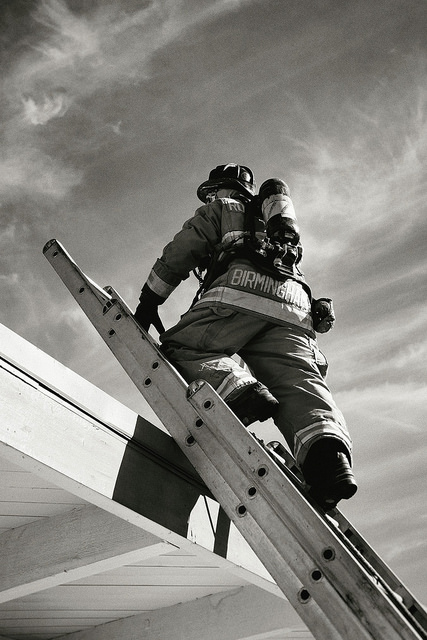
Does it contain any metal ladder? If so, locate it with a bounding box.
[44,239,427,640]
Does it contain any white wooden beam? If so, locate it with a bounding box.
[0,323,140,439]
[0,332,283,598]
[0,360,204,548]
[53,584,312,640]
[0,362,128,501]
[0,504,171,604]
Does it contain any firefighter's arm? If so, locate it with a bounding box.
[148,201,221,296]
[134,202,222,331]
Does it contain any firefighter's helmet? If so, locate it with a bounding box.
[197,163,256,203]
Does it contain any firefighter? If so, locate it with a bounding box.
[134,164,357,509]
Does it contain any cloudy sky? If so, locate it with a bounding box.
[1,0,426,605]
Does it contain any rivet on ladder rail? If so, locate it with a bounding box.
[298,588,311,603]
[311,569,323,582]
[236,504,247,517]
[322,547,335,561]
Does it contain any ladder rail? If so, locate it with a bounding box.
[43,239,427,640]
[42,241,345,639]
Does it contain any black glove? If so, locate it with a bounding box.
[134,284,165,334]
[311,298,335,333]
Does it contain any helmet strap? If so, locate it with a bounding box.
[205,190,218,203]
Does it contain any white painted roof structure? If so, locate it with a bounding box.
[0,323,313,640]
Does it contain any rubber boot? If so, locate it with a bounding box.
[226,382,279,426]
[302,439,358,510]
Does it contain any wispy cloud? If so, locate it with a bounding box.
[22,89,71,125]
[1,0,256,205]
[290,49,427,231]
[0,143,82,200]
[6,0,254,114]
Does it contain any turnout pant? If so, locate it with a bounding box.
[161,305,352,468]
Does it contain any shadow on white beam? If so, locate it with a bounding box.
[0,323,281,596]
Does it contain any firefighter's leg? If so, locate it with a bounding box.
[160,306,278,424]
[239,324,357,507]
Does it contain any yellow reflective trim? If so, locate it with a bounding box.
[147,270,176,298]
[195,286,314,332]
[221,230,246,245]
